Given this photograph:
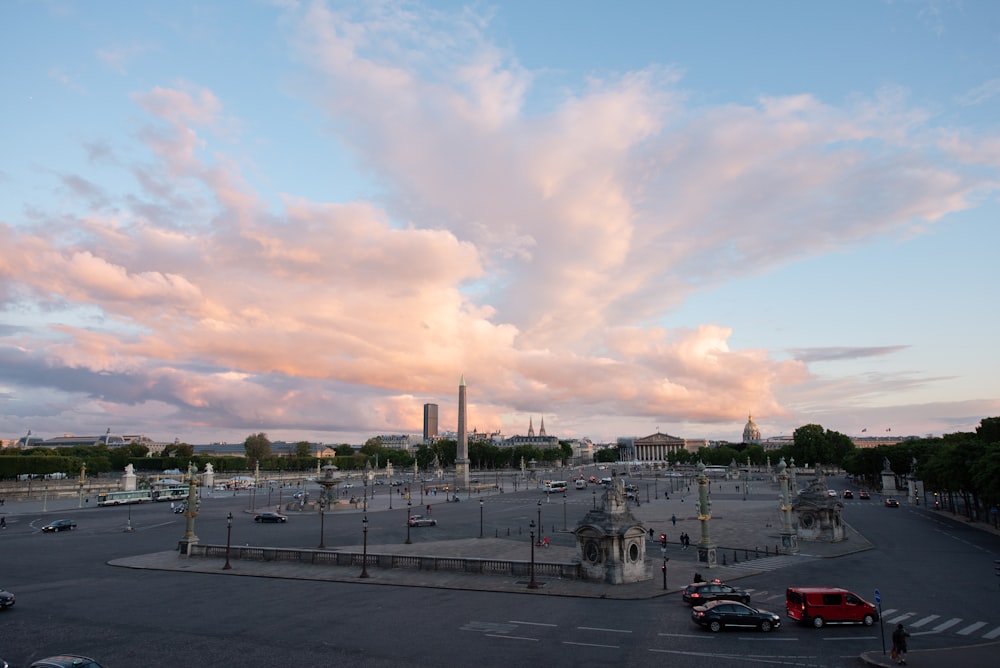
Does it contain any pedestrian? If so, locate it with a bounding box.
[892,622,910,664]
[671,514,677,526]
[170,501,175,512]
[1,516,6,529]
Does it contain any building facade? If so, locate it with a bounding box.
[423,403,439,441]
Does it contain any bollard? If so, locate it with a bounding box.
[755,547,759,558]
[722,553,727,566]
[733,550,738,563]
[765,545,769,556]
[744,549,749,560]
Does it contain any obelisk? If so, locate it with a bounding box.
[456,375,470,489]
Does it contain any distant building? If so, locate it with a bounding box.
[618,432,707,462]
[505,416,560,449]
[742,414,761,444]
[423,403,439,441]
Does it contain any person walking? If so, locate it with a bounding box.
[892,622,910,664]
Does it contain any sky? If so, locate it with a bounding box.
[2,0,999,447]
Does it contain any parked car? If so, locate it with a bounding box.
[29,657,105,668]
[691,600,781,632]
[682,579,751,605]
[859,490,871,500]
[885,498,900,508]
[826,489,838,497]
[254,512,288,523]
[786,587,878,627]
[0,588,14,609]
[41,519,77,533]
[407,515,437,527]
[842,490,854,499]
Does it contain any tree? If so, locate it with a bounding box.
[244,433,271,468]
[294,441,313,458]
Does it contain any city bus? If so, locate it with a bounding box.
[543,481,568,494]
[97,489,153,506]
[151,486,188,502]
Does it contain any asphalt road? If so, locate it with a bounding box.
[2,471,999,667]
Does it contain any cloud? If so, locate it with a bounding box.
[1,3,997,444]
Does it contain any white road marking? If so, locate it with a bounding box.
[509,620,557,627]
[981,626,1000,640]
[957,621,987,635]
[909,614,939,628]
[932,618,962,632]
[562,641,619,649]
[577,626,632,633]
[486,634,537,641]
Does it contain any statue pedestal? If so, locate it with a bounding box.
[697,544,718,568]
[779,530,799,555]
[881,471,897,493]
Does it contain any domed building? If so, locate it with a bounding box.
[742,414,761,444]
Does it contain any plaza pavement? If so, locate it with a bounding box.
[5,486,998,666]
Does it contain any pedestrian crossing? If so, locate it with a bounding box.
[739,600,1000,641]
[722,554,819,573]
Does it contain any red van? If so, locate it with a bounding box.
[785,587,878,628]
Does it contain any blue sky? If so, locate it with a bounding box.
[1,0,998,446]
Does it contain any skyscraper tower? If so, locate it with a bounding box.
[456,375,470,488]
[423,403,439,441]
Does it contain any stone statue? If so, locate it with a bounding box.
[124,463,135,475]
[882,457,892,472]
[205,462,214,474]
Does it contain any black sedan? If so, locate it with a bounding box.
[41,519,77,532]
[885,498,900,507]
[29,656,105,668]
[691,600,781,633]
[682,579,750,605]
[0,588,14,609]
[253,512,288,523]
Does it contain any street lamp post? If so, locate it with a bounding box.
[223,512,233,570]
[405,500,412,544]
[536,500,542,540]
[562,491,567,531]
[360,513,370,578]
[528,519,539,589]
[318,498,327,549]
[479,499,484,538]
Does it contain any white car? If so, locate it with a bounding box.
[407,515,437,527]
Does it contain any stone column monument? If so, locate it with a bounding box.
[695,461,718,569]
[455,375,470,489]
[778,458,799,554]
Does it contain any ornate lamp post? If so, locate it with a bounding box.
[479,498,484,538]
[360,513,370,578]
[528,519,539,589]
[405,500,412,544]
[318,496,327,549]
[536,500,542,540]
[223,512,233,570]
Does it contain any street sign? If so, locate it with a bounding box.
[874,589,881,604]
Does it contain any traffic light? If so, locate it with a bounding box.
[659,533,667,548]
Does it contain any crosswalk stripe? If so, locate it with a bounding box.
[910,614,939,628]
[957,621,987,635]
[880,608,898,618]
[887,612,915,624]
[981,626,1000,640]
[932,618,962,632]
